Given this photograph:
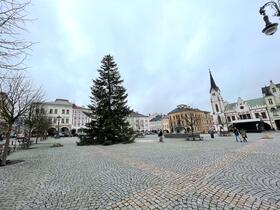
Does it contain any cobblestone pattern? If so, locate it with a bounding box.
[0,133,280,209]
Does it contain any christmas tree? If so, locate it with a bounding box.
[79,55,135,145]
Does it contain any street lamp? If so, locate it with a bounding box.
[56,115,61,138]
[259,1,280,35]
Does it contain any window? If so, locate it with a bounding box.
[215,104,219,112]
[54,109,58,114]
[272,87,276,93]
[40,108,45,114]
[49,109,53,114]
[232,116,236,121]
[246,114,251,119]
[212,93,215,96]
[255,113,260,118]
[53,119,57,124]
[66,118,69,124]
[271,107,276,112]
[261,112,267,119]
[61,118,65,123]
[268,99,273,105]
[227,116,231,122]
[66,109,69,114]
[240,106,244,109]
[62,109,65,114]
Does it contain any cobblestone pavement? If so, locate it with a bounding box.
[0,133,280,210]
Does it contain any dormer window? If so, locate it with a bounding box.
[272,87,276,93]
[268,99,273,105]
[212,93,215,96]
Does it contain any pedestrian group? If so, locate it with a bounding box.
[233,127,248,142]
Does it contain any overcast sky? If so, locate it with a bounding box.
[25,0,280,115]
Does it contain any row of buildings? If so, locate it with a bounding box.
[38,99,91,135]
[127,105,213,134]
[210,71,280,132]
[5,71,277,135]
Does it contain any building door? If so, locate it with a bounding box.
[275,120,280,130]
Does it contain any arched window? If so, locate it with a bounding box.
[215,104,219,112]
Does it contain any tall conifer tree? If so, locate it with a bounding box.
[81,55,134,145]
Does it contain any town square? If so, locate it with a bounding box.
[1,133,280,209]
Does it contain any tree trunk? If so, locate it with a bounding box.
[35,134,39,144]
[28,127,32,141]
[0,125,12,166]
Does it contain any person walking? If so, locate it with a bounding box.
[240,129,248,142]
[209,129,215,139]
[158,130,163,143]
[233,127,242,142]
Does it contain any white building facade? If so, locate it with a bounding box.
[149,115,163,131]
[161,115,170,132]
[262,81,280,130]
[41,99,93,135]
[127,112,150,131]
[72,104,91,134]
[42,99,73,135]
[210,72,273,132]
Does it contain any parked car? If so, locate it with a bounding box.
[10,133,17,138]
[16,133,25,140]
[135,131,145,138]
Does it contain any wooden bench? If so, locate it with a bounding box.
[186,133,203,141]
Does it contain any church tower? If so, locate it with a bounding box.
[209,71,227,131]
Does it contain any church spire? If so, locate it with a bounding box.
[209,70,220,93]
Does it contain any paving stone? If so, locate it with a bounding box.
[1,133,280,209]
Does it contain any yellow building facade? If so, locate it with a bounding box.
[168,104,213,134]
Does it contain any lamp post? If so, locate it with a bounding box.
[56,115,61,138]
[259,1,280,35]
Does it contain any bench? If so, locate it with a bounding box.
[135,132,145,138]
[219,131,232,136]
[18,138,33,149]
[186,133,203,141]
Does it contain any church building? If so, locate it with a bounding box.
[209,71,273,132]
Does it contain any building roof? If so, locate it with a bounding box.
[168,104,209,115]
[44,99,73,106]
[150,115,163,122]
[209,71,220,93]
[246,98,266,107]
[73,104,90,110]
[130,111,148,118]
[262,86,273,96]
[225,97,266,112]
[262,83,280,96]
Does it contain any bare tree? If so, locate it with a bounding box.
[34,114,50,143]
[0,74,42,166]
[184,112,200,141]
[0,0,32,78]
[24,101,45,147]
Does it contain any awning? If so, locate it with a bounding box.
[232,119,261,124]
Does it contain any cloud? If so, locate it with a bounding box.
[54,0,93,57]
[25,0,280,115]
